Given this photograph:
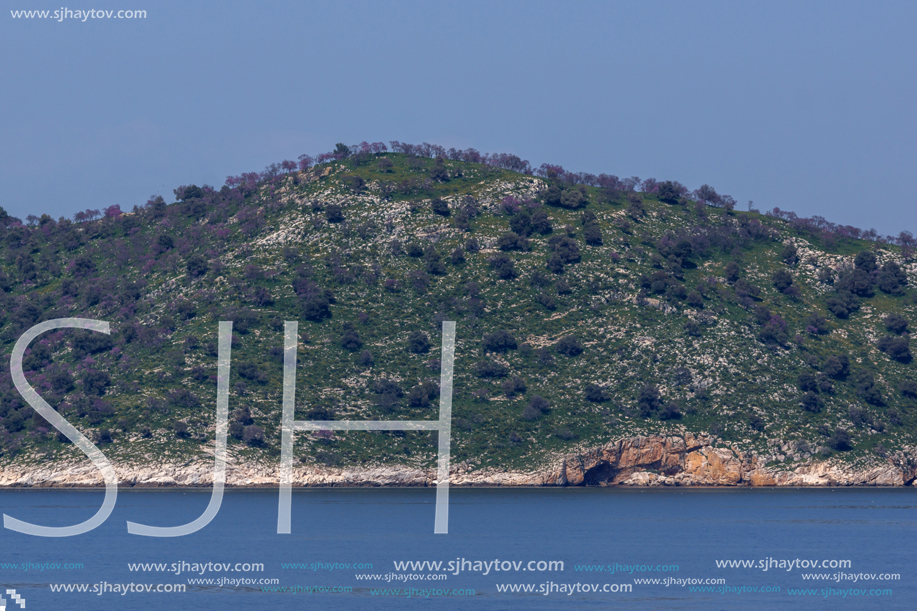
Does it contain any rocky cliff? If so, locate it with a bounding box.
[2,433,914,488]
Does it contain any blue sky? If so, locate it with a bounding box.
[2,0,915,235]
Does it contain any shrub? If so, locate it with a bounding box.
[186,255,208,278]
[475,360,508,378]
[501,376,527,398]
[780,243,798,265]
[82,369,111,396]
[483,330,517,352]
[877,262,908,294]
[583,223,603,246]
[497,232,527,251]
[408,331,431,354]
[528,395,550,414]
[806,313,830,335]
[431,198,450,216]
[408,381,439,408]
[638,385,661,418]
[800,392,822,412]
[489,254,516,280]
[237,362,267,384]
[798,373,818,393]
[243,425,265,446]
[358,350,374,367]
[340,330,362,352]
[878,335,911,362]
[828,428,853,452]
[900,380,917,399]
[854,371,883,405]
[885,313,909,334]
[325,204,344,223]
[823,355,849,379]
[584,383,609,402]
[174,421,189,438]
[772,269,793,292]
[555,335,584,357]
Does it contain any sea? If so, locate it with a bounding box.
[0,487,914,610]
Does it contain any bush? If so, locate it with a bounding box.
[724,261,740,282]
[885,313,909,334]
[528,395,550,414]
[901,380,917,399]
[800,392,822,412]
[431,198,450,216]
[243,425,265,446]
[501,376,527,398]
[325,204,344,223]
[174,421,189,438]
[555,335,584,357]
[823,355,849,379]
[854,371,883,405]
[237,362,267,384]
[475,360,508,379]
[806,313,830,335]
[497,232,527,251]
[483,330,517,353]
[340,330,362,352]
[408,381,439,408]
[828,428,853,452]
[798,373,818,393]
[82,369,111,396]
[826,290,860,318]
[878,335,911,362]
[408,331,431,354]
[638,385,661,418]
[584,383,609,402]
[186,255,208,278]
[489,254,516,280]
[877,262,908,294]
[772,269,793,293]
[302,293,332,322]
[583,223,603,246]
[229,421,244,440]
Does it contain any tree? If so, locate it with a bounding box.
[334,143,351,158]
[430,157,449,182]
[657,181,682,203]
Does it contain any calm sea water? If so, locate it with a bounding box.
[0,487,914,610]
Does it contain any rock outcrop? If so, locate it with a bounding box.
[1,433,914,487]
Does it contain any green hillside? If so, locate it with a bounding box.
[2,149,915,474]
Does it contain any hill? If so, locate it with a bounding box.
[2,142,916,485]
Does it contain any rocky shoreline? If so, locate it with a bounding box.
[2,433,915,488]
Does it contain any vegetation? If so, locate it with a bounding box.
[1,140,916,475]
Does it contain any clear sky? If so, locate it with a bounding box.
[2,0,915,236]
